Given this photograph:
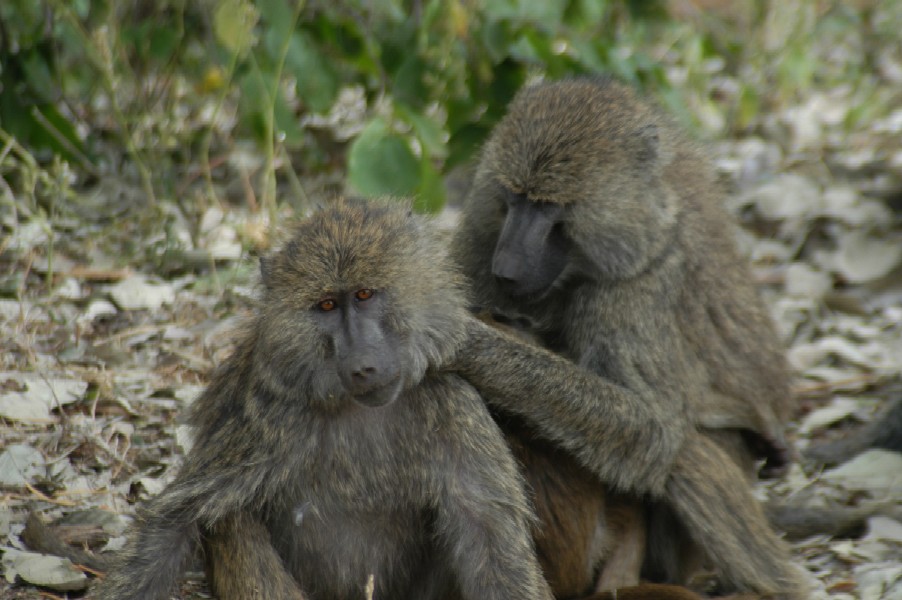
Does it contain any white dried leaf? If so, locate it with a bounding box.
[784,262,833,299]
[799,367,875,393]
[782,104,822,152]
[864,517,902,544]
[0,374,87,422]
[163,325,193,341]
[175,424,197,454]
[80,299,118,322]
[854,562,902,600]
[200,206,225,233]
[751,239,793,263]
[821,449,902,493]
[175,385,205,406]
[137,477,166,496]
[55,277,83,300]
[205,226,242,260]
[823,188,892,226]
[0,445,45,486]
[108,275,175,311]
[771,297,817,342]
[788,336,882,371]
[740,173,822,221]
[874,109,902,134]
[833,230,902,284]
[797,397,861,435]
[1,548,88,591]
[0,300,26,323]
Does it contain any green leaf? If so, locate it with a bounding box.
[272,89,306,148]
[348,118,421,197]
[22,50,57,103]
[282,32,340,113]
[257,0,295,42]
[392,55,428,109]
[397,105,447,159]
[446,122,490,170]
[214,0,259,57]
[148,26,180,62]
[413,157,446,213]
[237,71,269,141]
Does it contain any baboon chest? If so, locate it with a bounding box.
[261,390,451,598]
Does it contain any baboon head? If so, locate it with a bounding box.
[461,77,682,303]
[256,199,469,411]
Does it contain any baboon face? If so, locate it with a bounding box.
[257,200,468,411]
[492,190,570,300]
[471,78,680,296]
[311,286,403,407]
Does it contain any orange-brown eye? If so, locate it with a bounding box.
[318,298,337,311]
[355,288,375,301]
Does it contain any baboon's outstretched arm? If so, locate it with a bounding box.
[455,318,687,496]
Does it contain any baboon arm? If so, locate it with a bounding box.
[94,455,278,600]
[453,317,686,496]
[436,404,554,600]
[434,492,552,600]
[205,511,307,600]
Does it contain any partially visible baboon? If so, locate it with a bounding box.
[93,198,554,600]
[477,311,647,595]
[805,397,902,466]
[450,77,807,598]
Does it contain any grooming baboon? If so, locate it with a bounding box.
[93,198,554,600]
[449,77,807,598]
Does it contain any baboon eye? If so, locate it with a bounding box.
[355,288,375,301]
[317,298,337,312]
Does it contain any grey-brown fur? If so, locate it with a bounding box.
[450,77,806,598]
[94,198,552,600]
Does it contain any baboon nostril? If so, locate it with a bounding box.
[495,275,518,288]
[352,366,377,380]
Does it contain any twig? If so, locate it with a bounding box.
[24,482,77,507]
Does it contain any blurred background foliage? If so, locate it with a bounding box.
[0,0,897,223]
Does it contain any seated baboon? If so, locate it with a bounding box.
[450,77,808,598]
[92,198,553,600]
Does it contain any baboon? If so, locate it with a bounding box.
[449,77,807,598]
[805,397,902,466]
[93,198,554,600]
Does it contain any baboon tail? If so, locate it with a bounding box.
[93,516,198,600]
[667,435,808,600]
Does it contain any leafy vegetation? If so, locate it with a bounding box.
[0,0,683,217]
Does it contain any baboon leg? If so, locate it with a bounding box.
[204,511,306,600]
[595,498,645,591]
[512,433,607,597]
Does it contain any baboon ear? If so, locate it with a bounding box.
[259,256,272,288]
